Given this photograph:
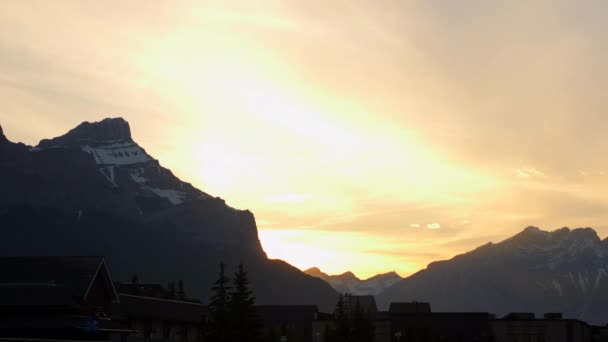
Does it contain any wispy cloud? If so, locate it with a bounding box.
[426,223,441,230]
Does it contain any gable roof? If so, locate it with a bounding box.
[115,294,207,323]
[0,256,119,305]
[0,283,75,307]
[118,283,173,299]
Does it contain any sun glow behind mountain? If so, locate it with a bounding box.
[1,1,608,278]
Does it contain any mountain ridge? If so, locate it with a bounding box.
[305,266,402,296]
[378,226,608,324]
[0,117,338,309]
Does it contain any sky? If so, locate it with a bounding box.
[1,1,607,279]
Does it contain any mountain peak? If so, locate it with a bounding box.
[509,226,550,245]
[570,227,601,242]
[507,226,603,249]
[304,267,325,277]
[337,271,360,281]
[38,117,132,148]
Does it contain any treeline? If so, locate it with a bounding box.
[206,262,261,342]
[325,294,375,342]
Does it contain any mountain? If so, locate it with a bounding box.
[305,267,402,295]
[0,118,337,309]
[377,226,608,324]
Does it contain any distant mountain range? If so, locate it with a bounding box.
[378,226,608,324]
[305,267,402,296]
[0,118,338,310]
[3,118,608,323]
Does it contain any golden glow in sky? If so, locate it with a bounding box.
[1,1,607,279]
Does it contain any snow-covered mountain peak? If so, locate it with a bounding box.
[34,118,153,166]
[378,226,608,323]
[26,118,212,207]
[304,267,402,296]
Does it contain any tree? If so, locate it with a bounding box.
[229,263,260,342]
[207,262,232,342]
[131,274,139,285]
[332,294,351,342]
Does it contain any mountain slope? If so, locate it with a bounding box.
[0,118,337,309]
[305,267,402,295]
[377,226,608,324]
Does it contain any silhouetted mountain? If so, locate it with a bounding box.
[305,267,402,295]
[377,226,608,324]
[0,118,337,309]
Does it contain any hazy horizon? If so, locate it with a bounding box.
[2,0,608,278]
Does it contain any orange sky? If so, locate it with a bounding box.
[1,1,607,278]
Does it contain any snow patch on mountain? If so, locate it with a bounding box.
[145,187,186,205]
[552,279,563,296]
[129,168,148,184]
[82,142,152,166]
[99,166,117,187]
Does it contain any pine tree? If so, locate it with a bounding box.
[333,294,351,342]
[208,262,232,342]
[229,263,260,342]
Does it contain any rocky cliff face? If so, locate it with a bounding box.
[38,118,134,148]
[378,226,608,324]
[0,118,337,309]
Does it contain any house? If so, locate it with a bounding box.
[0,256,129,341]
[491,312,592,342]
[344,294,378,318]
[388,302,493,342]
[389,302,431,314]
[113,292,207,342]
[592,324,608,342]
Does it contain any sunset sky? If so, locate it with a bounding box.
[1,1,607,278]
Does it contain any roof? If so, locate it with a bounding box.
[0,256,118,305]
[0,283,75,307]
[503,312,536,320]
[117,283,170,298]
[115,294,207,323]
[117,283,201,303]
[389,302,432,314]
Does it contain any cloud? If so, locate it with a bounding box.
[515,167,548,179]
[2,0,608,277]
[426,223,441,230]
